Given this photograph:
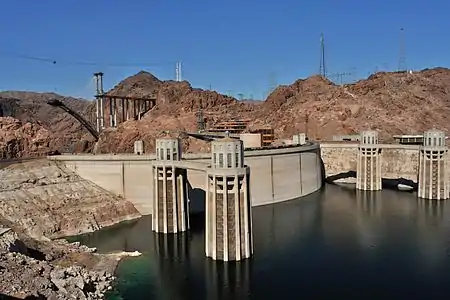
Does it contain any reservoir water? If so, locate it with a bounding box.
[75,184,450,299]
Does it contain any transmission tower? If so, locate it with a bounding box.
[175,61,182,81]
[398,28,407,71]
[268,72,277,95]
[196,109,205,132]
[329,71,353,85]
[319,33,326,78]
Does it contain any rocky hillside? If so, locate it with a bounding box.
[0,159,142,299]
[0,159,141,240]
[96,67,450,153]
[0,91,96,158]
[0,223,128,299]
[96,71,250,154]
[0,117,52,158]
[2,67,450,157]
[261,68,450,141]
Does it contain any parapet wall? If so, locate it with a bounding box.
[49,144,323,215]
[320,143,425,183]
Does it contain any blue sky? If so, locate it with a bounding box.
[0,0,448,100]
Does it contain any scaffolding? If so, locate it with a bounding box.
[209,119,250,134]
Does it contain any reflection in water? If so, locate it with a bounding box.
[205,260,251,300]
[74,185,450,299]
[153,234,190,300]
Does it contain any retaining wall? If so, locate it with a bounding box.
[320,143,424,183]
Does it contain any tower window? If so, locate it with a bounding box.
[219,153,223,168]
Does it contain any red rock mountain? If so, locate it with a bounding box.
[1,67,450,158]
[0,92,95,158]
[262,68,450,141]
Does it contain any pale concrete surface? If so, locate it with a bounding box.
[49,144,323,215]
[320,143,445,184]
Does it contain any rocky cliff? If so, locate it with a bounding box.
[2,67,450,157]
[0,159,141,240]
[0,225,120,299]
[0,159,142,298]
[261,68,450,140]
[95,67,450,154]
[0,91,96,158]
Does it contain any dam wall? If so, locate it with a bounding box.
[49,144,323,215]
[320,143,424,183]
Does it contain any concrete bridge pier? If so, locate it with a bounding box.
[356,131,382,191]
[418,129,449,200]
[152,138,190,233]
[205,137,253,261]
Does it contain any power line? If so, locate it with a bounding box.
[0,50,175,67]
[398,28,407,71]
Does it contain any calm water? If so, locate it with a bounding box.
[75,184,450,299]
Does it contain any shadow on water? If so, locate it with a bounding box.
[73,185,450,299]
[187,180,206,214]
[326,170,418,191]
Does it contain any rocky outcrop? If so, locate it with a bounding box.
[95,67,450,154]
[260,68,450,140]
[0,117,52,159]
[0,226,117,299]
[0,159,141,240]
[0,92,96,157]
[0,155,142,299]
[3,67,450,157]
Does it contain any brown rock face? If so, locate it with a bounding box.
[2,67,450,157]
[257,68,450,141]
[0,159,141,240]
[0,117,52,158]
[97,67,450,153]
[0,92,96,157]
[96,71,241,154]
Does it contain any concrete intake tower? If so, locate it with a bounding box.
[418,129,449,200]
[205,137,253,261]
[356,131,382,191]
[152,138,189,233]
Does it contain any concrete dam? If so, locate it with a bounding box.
[49,143,324,216]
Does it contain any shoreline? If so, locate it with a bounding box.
[0,219,144,299]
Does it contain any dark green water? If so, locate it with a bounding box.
[75,184,450,299]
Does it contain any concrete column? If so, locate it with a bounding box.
[112,97,117,127]
[152,138,189,233]
[109,97,113,127]
[121,98,125,123]
[356,131,382,191]
[205,136,253,261]
[99,96,104,129]
[418,129,449,200]
[95,96,100,132]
